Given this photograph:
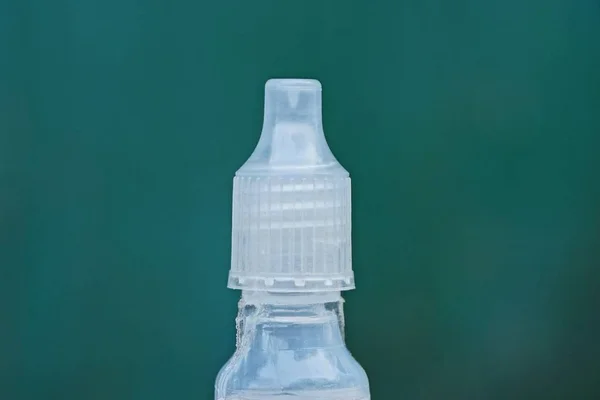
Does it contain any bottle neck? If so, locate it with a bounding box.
[242,291,341,305]
[236,291,345,351]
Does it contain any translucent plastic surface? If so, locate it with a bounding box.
[215,294,370,400]
[229,79,354,292]
[219,79,369,400]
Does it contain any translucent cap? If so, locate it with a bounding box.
[229,79,354,292]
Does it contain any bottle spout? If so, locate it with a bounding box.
[264,79,322,119]
[238,79,345,175]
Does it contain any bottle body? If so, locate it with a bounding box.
[215,292,370,400]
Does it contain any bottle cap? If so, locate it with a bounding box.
[229,79,354,292]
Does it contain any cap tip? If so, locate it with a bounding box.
[266,78,322,91]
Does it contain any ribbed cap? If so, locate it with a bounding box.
[228,79,354,292]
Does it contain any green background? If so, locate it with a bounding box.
[2,0,600,399]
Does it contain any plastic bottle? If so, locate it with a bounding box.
[215,79,370,400]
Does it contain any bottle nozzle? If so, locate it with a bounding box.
[265,79,321,118]
[239,79,344,175]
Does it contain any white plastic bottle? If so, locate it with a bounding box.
[215,79,370,400]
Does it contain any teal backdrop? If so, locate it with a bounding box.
[1,0,600,399]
